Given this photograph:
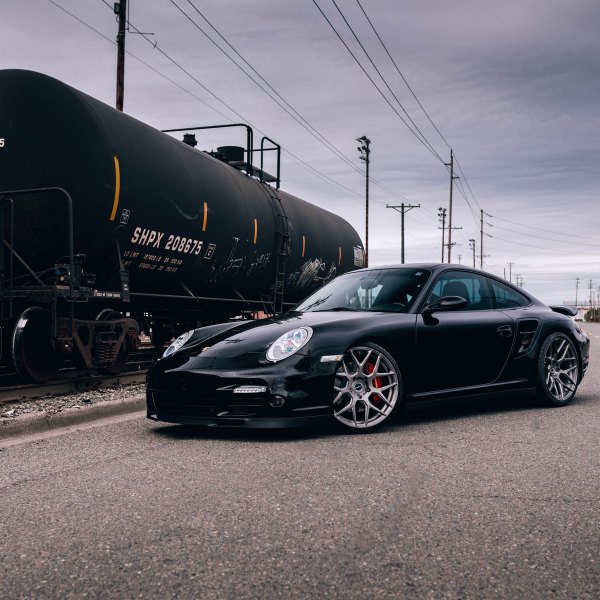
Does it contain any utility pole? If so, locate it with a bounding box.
[589,280,594,314]
[115,0,127,112]
[445,150,459,263]
[458,254,462,265]
[438,207,447,263]
[357,136,370,267]
[480,209,484,269]
[446,225,462,262]
[469,239,476,268]
[386,203,420,264]
[575,277,580,307]
[507,262,515,283]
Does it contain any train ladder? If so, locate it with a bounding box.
[273,203,289,315]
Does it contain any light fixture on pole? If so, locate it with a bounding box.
[357,136,371,267]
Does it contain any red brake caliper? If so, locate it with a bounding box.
[366,361,383,405]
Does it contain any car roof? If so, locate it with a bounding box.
[353,263,482,273]
[349,263,541,305]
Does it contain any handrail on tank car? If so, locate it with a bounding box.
[260,136,281,190]
[162,123,254,169]
[161,124,282,189]
[0,187,76,309]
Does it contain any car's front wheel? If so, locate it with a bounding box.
[536,332,580,406]
[333,342,402,431]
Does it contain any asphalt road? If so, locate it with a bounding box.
[1,324,600,599]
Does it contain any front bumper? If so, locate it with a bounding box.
[146,358,339,428]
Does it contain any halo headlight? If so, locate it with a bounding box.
[266,327,313,362]
[162,330,195,358]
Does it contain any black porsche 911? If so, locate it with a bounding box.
[146,264,590,432]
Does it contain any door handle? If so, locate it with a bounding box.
[497,325,513,338]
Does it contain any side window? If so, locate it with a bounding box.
[427,272,493,311]
[489,279,529,309]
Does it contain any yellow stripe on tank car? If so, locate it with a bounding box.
[253,218,258,244]
[202,201,208,231]
[302,235,306,257]
[109,154,121,222]
[338,246,342,265]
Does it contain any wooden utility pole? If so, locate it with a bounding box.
[446,225,462,262]
[480,209,484,269]
[507,262,515,283]
[445,150,459,263]
[386,203,420,263]
[115,0,127,112]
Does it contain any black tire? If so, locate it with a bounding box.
[536,332,580,406]
[332,342,402,432]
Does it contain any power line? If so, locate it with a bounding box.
[453,155,482,211]
[52,0,233,123]
[170,0,413,203]
[354,0,452,151]
[487,234,567,254]
[172,1,356,172]
[311,0,445,164]
[354,0,484,218]
[97,0,247,123]
[490,223,600,249]
[329,0,444,162]
[91,1,377,200]
[490,213,600,242]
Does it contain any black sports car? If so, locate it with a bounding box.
[146,264,590,431]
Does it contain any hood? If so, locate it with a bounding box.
[170,310,415,361]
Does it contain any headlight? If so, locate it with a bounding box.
[266,327,313,362]
[162,330,195,358]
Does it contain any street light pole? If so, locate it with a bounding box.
[357,136,371,267]
[438,207,447,263]
[469,238,476,268]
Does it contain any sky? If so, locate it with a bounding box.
[2,0,599,305]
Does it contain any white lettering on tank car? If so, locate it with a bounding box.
[0,138,5,148]
[130,228,206,254]
[130,228,163,248]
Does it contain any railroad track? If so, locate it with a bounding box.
[0,345,161,404]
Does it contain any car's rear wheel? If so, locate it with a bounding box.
[333,342,402,431]
[536,332,580,406]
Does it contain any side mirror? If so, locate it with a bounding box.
[423,295,468,317]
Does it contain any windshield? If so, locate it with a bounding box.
[294,268,431,313]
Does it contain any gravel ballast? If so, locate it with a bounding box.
[0,383,146,419]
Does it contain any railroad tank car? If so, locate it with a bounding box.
[0,69,364,382]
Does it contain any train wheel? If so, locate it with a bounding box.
[12,307,62,382]
[96,309,130,375]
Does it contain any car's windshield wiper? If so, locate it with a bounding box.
[313,306,360,312]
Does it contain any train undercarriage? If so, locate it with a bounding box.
[0,187,276,383]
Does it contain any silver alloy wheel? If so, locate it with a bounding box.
[543,336,579,403]
[333,345,399,429]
